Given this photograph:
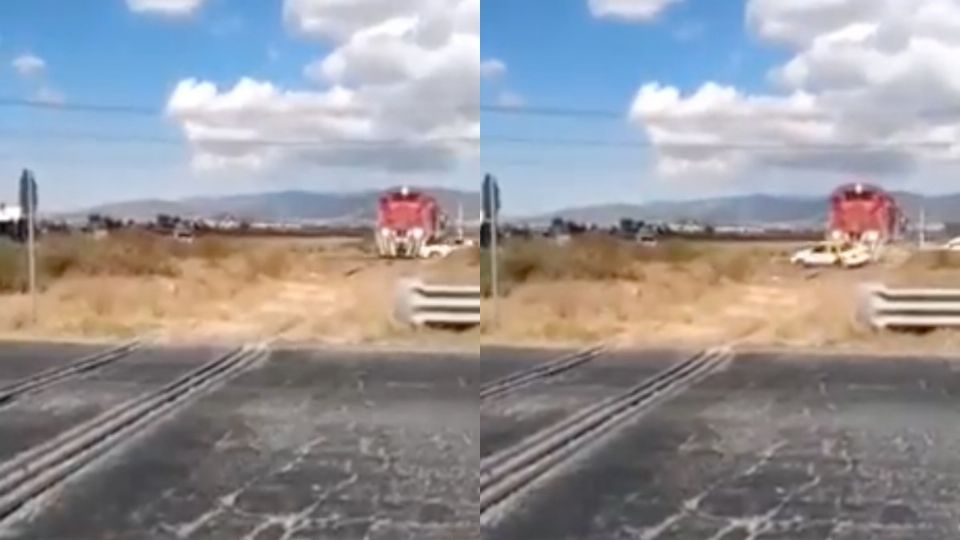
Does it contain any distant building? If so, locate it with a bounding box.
[0,204,26,242]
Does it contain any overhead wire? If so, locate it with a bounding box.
[2,96,959,152]
[10,95,960,122]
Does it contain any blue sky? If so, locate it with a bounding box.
[0,0,313,211]
[480,0,791,213]
[0,0,481,212]
[3,0,960,215]
[483,0,960,214]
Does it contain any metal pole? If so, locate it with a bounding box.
[919,207,926,248]
[457,202,464,243]
[487,180,500,330]
[27,187,37,324]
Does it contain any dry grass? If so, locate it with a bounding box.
[4,230,959,354]
[887,250,960,288]
[482,237,960,355]
[905,250,960,270]
[490,237,770,296]
[0,233,449,344]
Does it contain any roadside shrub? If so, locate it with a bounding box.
[39,232,179,279]
[241,247,291,280]
[190,237,235,263]
[498,235,648,286]
[903,250,960,271]
[660,240,703,264]
[480,249,495,297]
[466,247,481,267]
[0,243,25,292]
[482,236,784,296]
[706,250,758,283]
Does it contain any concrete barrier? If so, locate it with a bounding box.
[859,284,960,330]
[394,279,481,328]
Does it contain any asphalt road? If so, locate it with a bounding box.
[481,350,683,460]
[0,345,226,465]
[485,351,960,540]
[1,346,481,540]
[0,342,103,384]
[4,344,960,539]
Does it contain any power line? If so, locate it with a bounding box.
[0,98,159,116]
[1,128,956,152]
[482,135,956,151]
[0,97,403,118]
[8,95,960,124]
[0,128,480,148]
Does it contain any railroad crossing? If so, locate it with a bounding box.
[1,343,960,538]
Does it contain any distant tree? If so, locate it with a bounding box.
[548,217,567,237]
[156,214,184,230]
[100,216,125,230]
[567,221,587,235]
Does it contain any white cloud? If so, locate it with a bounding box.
[630,0,960,179]
[126,0,205,16]
[589,0,682,22]
[12,53,45,77]
[168,0,482,173]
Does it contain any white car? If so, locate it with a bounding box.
[420,244,455,259]
[172,227,195,244]
[944,237,960,251]
[790,242,872,268]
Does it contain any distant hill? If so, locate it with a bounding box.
[517,192,960,227]
[64,188,482,224]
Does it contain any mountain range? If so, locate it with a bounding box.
[65,188,482,224]
[518,192,960,226]
[62,189,960,226]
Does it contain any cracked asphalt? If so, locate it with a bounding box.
[0,346,481,540]
[485,351,960,540]
[481,350,682,459]
[0,345,227,465]
[4,344,960,539]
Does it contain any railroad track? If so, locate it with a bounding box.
[479,347,733,523]
[480,345,607,402]
[0,343,268,527]
[0,340,143,407]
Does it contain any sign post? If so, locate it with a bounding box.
[482,174,501,329]
[19,169,38,324]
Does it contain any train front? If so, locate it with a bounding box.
[828,183,899,245]
[375,191,433,258]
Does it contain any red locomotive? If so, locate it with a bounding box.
[828,183,902,244]
[375,187,446,258]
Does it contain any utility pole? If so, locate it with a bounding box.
[483,174,501,330]
[456,202,464,244]
[19,170,38,324]
[919,207,927,248]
